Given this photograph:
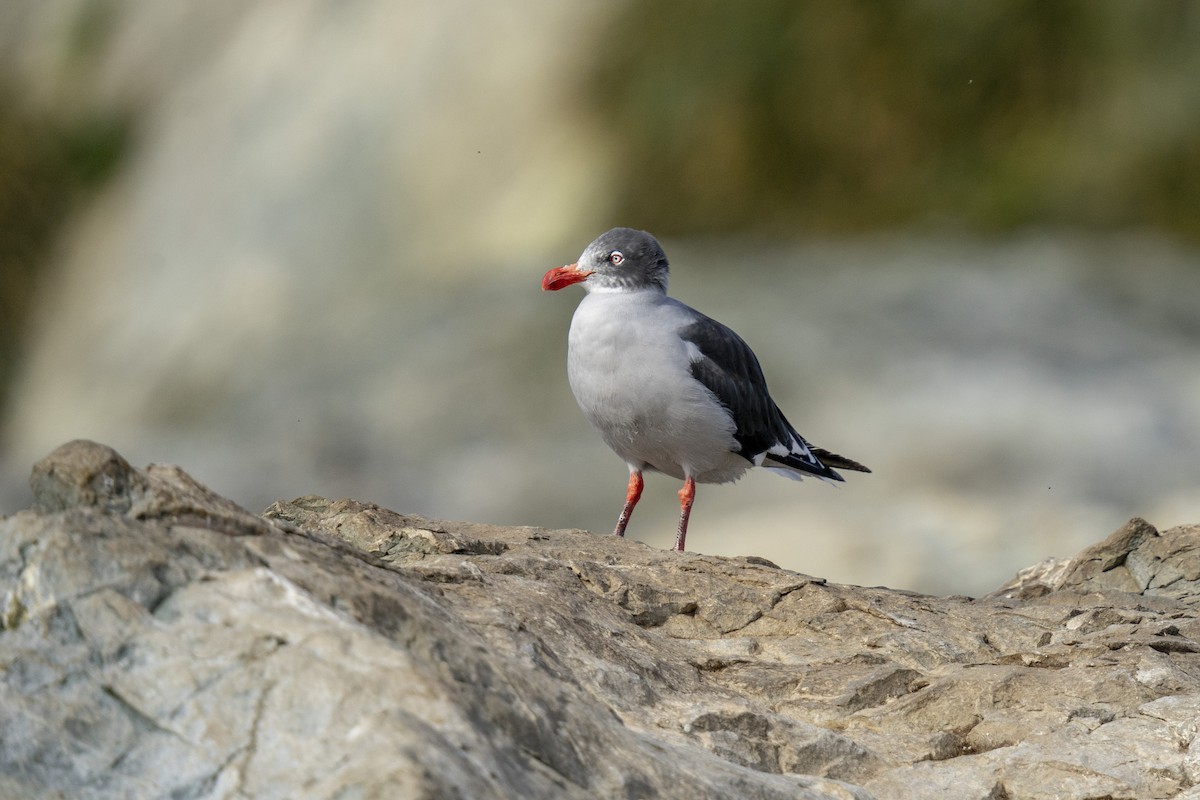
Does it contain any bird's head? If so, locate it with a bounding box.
[542,227,669,294]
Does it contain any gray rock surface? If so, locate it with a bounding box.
[3,440,1200,799]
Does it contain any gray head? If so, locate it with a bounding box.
[571,226,667,292]
[578,227,670,293]
[541,227,671,294]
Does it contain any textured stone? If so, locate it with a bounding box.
[3,441,1200,799]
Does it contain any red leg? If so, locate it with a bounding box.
[673,476,696,552]
[613,469,643,538]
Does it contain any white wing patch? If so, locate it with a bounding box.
[767,438,817,462]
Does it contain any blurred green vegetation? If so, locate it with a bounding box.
[589,0,1200,239]
[0,88,129,395]
[0,0,126,406]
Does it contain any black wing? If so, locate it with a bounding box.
[679,313,843,481]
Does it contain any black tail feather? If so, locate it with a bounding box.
[763,451,845,481]
[811,448,871,474]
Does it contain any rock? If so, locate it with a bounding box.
[3,441,1200,799]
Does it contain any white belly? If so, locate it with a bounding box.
[566,292,747,483]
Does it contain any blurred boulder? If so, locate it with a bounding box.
[0,0,614,523]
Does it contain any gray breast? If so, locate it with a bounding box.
[566,292,744,482]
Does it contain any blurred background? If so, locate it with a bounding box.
[1,0,1198,595]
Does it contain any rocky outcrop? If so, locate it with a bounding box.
[3,440,1199,799]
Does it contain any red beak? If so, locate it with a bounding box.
[541,263,594,291]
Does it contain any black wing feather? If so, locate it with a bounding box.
[680,314,843,480]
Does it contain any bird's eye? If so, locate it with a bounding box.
[609,251,624,265]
